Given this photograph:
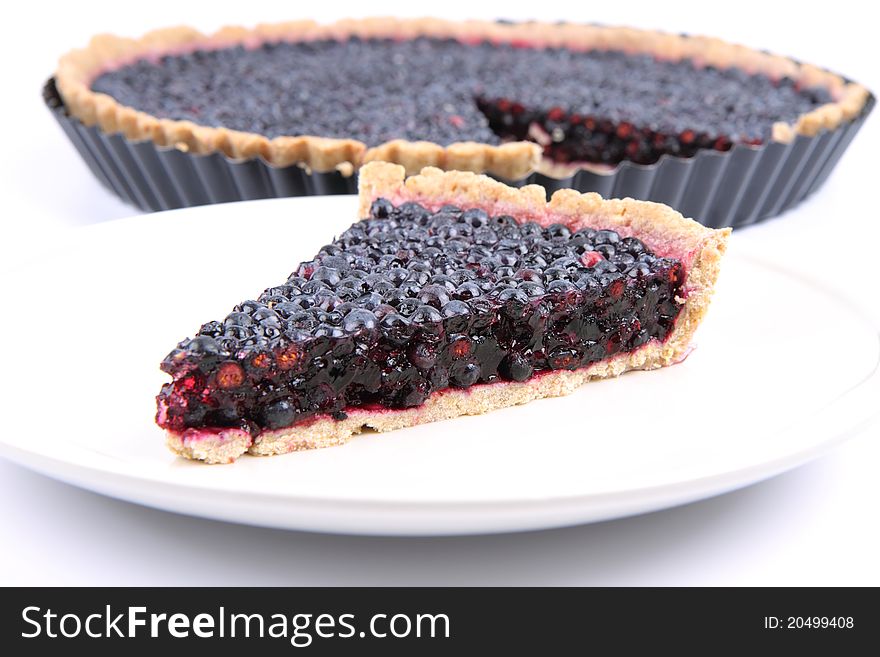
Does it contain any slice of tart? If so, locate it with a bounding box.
[158,162,730,463]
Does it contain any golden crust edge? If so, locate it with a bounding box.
[167,164,728,463]
[56,18,869,175]
[165,428,252,465]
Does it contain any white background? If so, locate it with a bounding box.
[0,0,878,584]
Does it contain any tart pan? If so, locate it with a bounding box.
[42,77,873,228]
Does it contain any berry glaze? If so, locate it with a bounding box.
[156,199,685,438]
[92,37,832,168]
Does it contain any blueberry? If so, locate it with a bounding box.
[594,230,621,245]
[447,335,473,359]
[336,287,360,302]
[497,287,529,305]
[259,398,297,429]
[499,352,533,381]
[627,263,652,279]
[545,224,571,240]
[356,292,384,311]
[440,299,471,332]
[379,312,411,342]
[418,284,451,308]
[410,305,443,324]
[429,366,450,389]
[388,267,409,286]
[310,266,342,286]
[462,208,489,227]
[474,228,499,246]
[449,268,477,284]
[185,336,220,356]
[400,281,423,298]
[450,361,481,387]
[343,309,378,333]
[284,310,318,329]
[544,266,569,282]
[399,202,431,223]
[398,380,430,407]
[252,307,281,326]
[408,341,437,369]
[203,407,241,428]
[621,237,646,255]
[256,325,282,340]
[454,282,482,300]
[301,279,330,294]
[548,347,580,370]
[613,253,636,269]
[370,198,394,218]
[314,324,345,338]
[519,281,546,297]
[372,304,397,319]
[234,300,265,315]
[224,311,254,327]
[366,277,395,294]
[407,270,430,286]
[259,294,290,308]
[198,320,223,337]
[430,275,457,294]
[547,279,577,294]
[325,252,353,269]
[397,298,421,317]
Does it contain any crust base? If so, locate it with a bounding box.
[166,428,252,465]
[165,337,697,464]
[165,164,728,463]
[56,18,870,179]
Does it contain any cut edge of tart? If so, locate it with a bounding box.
[164,162,730,463]
[56,18,870,179]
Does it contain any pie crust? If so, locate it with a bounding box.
[166,162,730,463]
[56,18,870,180]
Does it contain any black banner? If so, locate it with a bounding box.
[0,587,873,653]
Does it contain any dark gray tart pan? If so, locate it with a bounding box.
[43,78,873,229]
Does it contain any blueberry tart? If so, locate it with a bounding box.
[157,162,729,463]
[56,18,869,181]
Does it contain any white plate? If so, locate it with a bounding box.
[1,196,877,535]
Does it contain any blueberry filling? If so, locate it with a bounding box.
[156,200,685,434]
[93,37,831,167]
